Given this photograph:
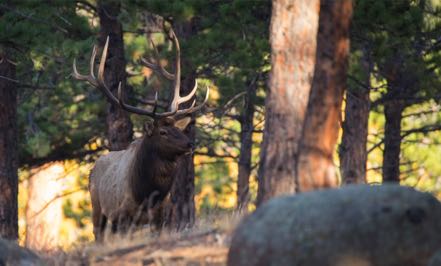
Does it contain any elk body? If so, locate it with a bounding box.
[73,28,209,240]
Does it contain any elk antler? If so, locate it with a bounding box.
[73,31,209,118]
[141,38,175,80]
[141,28,209,116]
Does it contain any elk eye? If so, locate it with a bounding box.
[159,129,167,136]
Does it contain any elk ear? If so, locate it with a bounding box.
[174,117,192,131]
[144,122,154,136]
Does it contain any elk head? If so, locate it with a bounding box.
[72,27,209,149]
[143,116,193,159]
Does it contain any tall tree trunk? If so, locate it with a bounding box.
[256,0,320,205]
[164,76,196,230]
[382,99,405,182]
[339,87,370,184]
[339,49,372,184]
[380,0,424,183]
[297,0,352,192]
[163,21,197,230]
[0,56,18,240]
[98,0,133,151]
[236,77,257,212]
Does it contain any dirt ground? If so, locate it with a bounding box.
[49,215,239,266]
[90,229,229,266]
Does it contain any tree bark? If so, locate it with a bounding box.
[379,0,424,183]
[256,0,320,205]
[0,56,18,240]
[339,49,372,184]
[296,0,352,192]
[164,76,196,230]
[98,0,133,151]
[163,21,197,230]
[382,99,405,183]
[237,77,257,212]
[339,88,370,184]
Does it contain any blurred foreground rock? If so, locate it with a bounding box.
[228,184,441,266]
[0,238,43,266]
[429,251,441,266]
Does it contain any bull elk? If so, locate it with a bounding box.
[73,28,209,240]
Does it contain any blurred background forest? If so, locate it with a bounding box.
[1,0,441,250]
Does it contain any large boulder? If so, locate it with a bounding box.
[429,251,441,266]
[228,184,441,266]
[0,238,43,266]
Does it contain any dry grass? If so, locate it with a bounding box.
[44,211,243,266]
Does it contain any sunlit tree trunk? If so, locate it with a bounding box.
[257,0,320,204]
[98,0,133,151]
[25,162,64,251]
[339,49,371,184]
[0,55,18,240]
[297,0,352,192]
[237,78,257,212]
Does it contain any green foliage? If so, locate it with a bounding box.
[63,198,91,229]
[132,0,270,100]
[24,131,51,158]
[195,158,235,212]
[1,2,106,165]
[352,0,441,194]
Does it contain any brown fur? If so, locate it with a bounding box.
[89,117,192,240]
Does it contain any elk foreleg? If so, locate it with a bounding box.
[111,212,133,235]
[92,208,107,241]
[91,191,107,241]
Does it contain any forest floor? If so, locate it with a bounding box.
[47,213,240,266]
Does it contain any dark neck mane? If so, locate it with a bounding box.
[130,136,178,205]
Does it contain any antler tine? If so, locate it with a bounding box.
[152,91,159,115]
[97,36,110,88]
[93,37,168,117]
[175,85,210,116]
[117,82,125,106]
[116,80,171,116]
[85,36,123,107]
[89,46,98,80]
[140,38,175,80]
[73,45,99,87]
[72,59,84,79]
[168,28,182,113]
[177,80,198,105]
[73,59,92,86]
